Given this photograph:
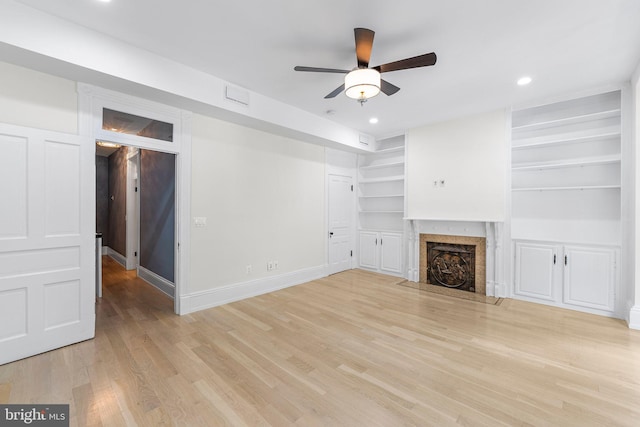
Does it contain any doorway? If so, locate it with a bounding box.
[82,83,191,314]
[328,174,354,274]
[96,143,177,299]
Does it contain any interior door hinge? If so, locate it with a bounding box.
[134,251,137,257]
[135,186,138,192]
[350,250,353,257]
[351,185,353,191]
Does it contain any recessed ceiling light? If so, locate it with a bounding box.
[517,76,532,86]
[97,0,112,3]
[369,117,379,124]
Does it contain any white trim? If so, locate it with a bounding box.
[175,111,192,315]
[125,148,140,270]
[105,247,127,268]
[180,265,327,314]
[79,83,191,315]
[628,305,640,330]
[138,266,175,299]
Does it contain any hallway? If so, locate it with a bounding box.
[97,256,174,323]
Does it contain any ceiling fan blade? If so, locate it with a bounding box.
[380,79,400,96]
[373,52,437,73]
[324,84,345,99]
[294,66,350,73]
[355,28,375,68]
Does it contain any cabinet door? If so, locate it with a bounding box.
[514,242,559,301]
[563,246,615,312]
[380,232,402,274]
[359,231,379,270]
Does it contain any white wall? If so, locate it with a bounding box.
[0,62,77,133]
[189,114,326,294]
[630,63,640,328]
[406,109,508,222]
[0,2,373,153]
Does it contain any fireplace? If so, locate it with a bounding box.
[420,234,486,295]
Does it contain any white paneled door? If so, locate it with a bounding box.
[328,174,353,275]
[0,123,95,365]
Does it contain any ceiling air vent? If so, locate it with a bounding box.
[224,85,250,106]
[359,134,370,145]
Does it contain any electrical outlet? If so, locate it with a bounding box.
[246,265,252,274]
[194,217,207,227]
[267,261,274,271]
[273,260,278,270]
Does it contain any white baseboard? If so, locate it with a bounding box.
[485,280,496,297]
[179,264,327,315]
[138,266,175,299]
[628,305,640,330]
[105,247,127,268]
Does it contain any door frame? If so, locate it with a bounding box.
[327,173,355,274]
[325,148,358,275]
[125,148,140,271]
[79,84,191,315]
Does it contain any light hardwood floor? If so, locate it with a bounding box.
[2,256,640,426]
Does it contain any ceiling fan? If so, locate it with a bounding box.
[294,28,437,105]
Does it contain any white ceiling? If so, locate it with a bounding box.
[13,0,640,138]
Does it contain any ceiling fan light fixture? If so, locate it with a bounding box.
[345,69,381,102]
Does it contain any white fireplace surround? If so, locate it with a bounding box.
[407,220,505,298]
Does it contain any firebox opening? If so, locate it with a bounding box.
[426,242,476,292]
[419,234,487,296]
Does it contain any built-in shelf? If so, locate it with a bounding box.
[512,131,620,150]
[375,146,404,155]
[360,161,404,171]
[359,194,404,199]
[359,175,404,184]
[512,154,621,171]
[510,90,622,245]
[512,185,621,192]
[512,128,621,149]
[511,109,621,132]
[509,90,622,317]
[358,135,406,255]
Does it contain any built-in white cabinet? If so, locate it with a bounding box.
[357,136,405,276]
[359,231,379,270]
[514,241,617,316]
[510,90,622,317]
[563,245,616,312]
[514,242,559,302]
[359,231,402,274]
